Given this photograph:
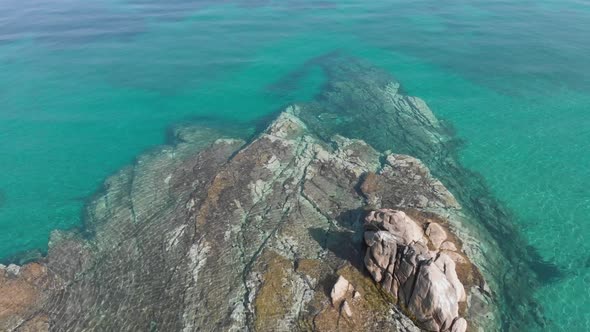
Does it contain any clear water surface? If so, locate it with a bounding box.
[0,0,589,330]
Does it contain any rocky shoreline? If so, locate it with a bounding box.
[0,57,547,331]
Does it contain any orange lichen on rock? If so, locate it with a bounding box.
[0,263,50,331]
[253,251,294,332]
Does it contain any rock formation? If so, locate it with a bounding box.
[0,56,548,331]
[364,209,470,332]
[294,55,553,329]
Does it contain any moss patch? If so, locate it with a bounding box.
[253,251,294,331]
[310,263,396,332]
[337,264,395,312]
[360,172,379,195]
[194,171,231,226]
[295,258,322,281]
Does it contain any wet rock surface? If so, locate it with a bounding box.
[0,57,546,331]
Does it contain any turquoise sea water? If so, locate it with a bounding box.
[1,0,589,330]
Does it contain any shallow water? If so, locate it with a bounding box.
[1,0,589,330]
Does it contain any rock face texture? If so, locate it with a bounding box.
[364,209,471,332]
[0,56,548,331]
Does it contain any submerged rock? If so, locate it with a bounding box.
[0,57,542,331]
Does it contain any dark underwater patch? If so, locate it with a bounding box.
[525,245,565,283]
[0,248,44,266]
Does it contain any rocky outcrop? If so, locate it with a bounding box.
[364,209,470,332]
[0,56,545,331]
[294,55,552,329]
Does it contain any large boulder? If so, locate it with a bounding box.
[408,259,459,331]
[365,210,425,245]
[364,209,471,332]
